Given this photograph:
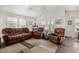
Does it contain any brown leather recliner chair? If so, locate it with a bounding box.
[32,27,44,39]
[49,28,65,45]
[2,28,32,45]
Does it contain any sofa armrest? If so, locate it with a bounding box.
[49,33,58,36]
[58,34,64,37]
[2,34,9,45]
[2,34,8,38]
[59,37,65,43]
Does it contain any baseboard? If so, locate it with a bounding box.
[65,36,78,40]
[65,36,72,39]
[73,37,78,39]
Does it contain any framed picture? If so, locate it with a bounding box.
[55,19,62,24]
[68,20,72,25]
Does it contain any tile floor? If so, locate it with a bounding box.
[0,43,27,53]
[56,38,79,53]
[1,38,79,53]
[25,38,58,53]
[0,38,58,53]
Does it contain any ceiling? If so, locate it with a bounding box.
[65,5,79,10]
[0,5,79,12]
[0,5,58,17]
[24,5,79,11]
[24,5,63,12]
[0,5,39,18]
[0,5,79,18]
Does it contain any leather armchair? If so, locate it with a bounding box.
[32,27,44,39]
[49,28,65,45]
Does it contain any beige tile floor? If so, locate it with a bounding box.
[56,38,79,53]
[25,38,58,53]
[1,38,79,53]
[0,38,58,53]
[0,43,27,53]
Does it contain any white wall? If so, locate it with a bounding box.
[65,10,79,38]
[53,6,65,28]
[0,11,6,34]
[36,6,65,32]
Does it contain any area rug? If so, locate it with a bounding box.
[20,41,34,49]
[0,43,26,53]
[20,39,58,53]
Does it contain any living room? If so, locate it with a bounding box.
[0,5,79,53]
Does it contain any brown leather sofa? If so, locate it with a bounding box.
[2,28,32,45]
[32,27,44,39]
[49,28,65,45]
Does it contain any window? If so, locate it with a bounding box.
[7,17,18,28]
[6,16,35,28]
[19,19,26,27]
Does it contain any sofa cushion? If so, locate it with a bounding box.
[2,28,15,36]
[22,28,29,33]
[14,28,24,34]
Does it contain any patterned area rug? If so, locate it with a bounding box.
[20,39,58,53]
[20,41,34,49]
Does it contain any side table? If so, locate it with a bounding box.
[42,32,49,40]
